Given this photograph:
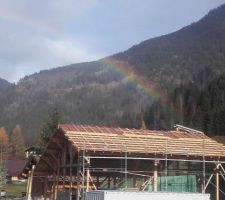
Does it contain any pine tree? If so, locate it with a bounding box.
[11,125,26,159]
[38,107,61,153]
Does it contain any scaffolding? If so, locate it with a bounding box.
[27,124,225,200]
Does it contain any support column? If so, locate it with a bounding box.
[216,163,219,200]
[86,157,90,191]
[55,165,60,200]
[202,139,206,193]
[26,165,35,200]
[76,152,81,200]
[202,157,206,193]
[125,151,128,189]
[153,160,158,192]
[26,171,31,200]
[62,145,67,189]
[69,144,75,200]
[87,170,90,191]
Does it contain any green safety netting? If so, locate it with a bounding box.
[149,175,197,193]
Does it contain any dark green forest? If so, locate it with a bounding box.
[144,73,225,136]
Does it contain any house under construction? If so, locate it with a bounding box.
[26,124,225,200]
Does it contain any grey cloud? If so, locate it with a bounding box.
[0,0,225,82]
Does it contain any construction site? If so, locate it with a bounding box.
[25,124,225,200]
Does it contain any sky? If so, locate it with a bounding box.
[0,0,225,83]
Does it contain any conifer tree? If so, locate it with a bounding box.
[11,125,26,159]
[38,107,61,153]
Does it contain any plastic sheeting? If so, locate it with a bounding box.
[157,175,197,192]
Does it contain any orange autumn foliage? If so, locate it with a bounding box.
[0,127,9,146]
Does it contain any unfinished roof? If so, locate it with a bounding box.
[59,124,225,158]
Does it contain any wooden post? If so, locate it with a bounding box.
[27,165,35,200]
[26,170,31,200]
[216,163,219,200]
[55,165,60,200]
[87,169,90,191]
[76,152,81,200]
[69,144,75,200]
[62,145,67,189]
[85,157,91,192]
[153,160,158,192]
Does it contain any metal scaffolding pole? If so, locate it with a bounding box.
[165,140,168,192]
[125,151,128,190]
[153,160,158,192]
[203,139,206,193]
[82,150,85,200]
[216,163,219,200]
[203,156,206,193]
[87,156,225,164]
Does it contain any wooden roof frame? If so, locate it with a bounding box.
[59,124,225,158]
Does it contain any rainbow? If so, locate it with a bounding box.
[101,57,167,102]
[100,57,180,122]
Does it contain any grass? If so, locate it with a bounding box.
[2,182,27,198]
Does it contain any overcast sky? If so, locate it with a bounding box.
[0,0,225,83]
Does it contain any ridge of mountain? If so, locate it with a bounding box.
[112,3,225,90]
[0,78,12,91]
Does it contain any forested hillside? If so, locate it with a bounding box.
[0,4,225,143]
[144,73,225,135]
[0,78,12,92]
[0,62,150,143]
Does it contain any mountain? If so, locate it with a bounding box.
[0,78,12,92]
[113,3,225,90]
[0,62,149,143]
[0,4,225,143]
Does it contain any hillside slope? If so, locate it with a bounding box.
[0,78,12,92]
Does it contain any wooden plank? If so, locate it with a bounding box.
[62,144,67,188]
